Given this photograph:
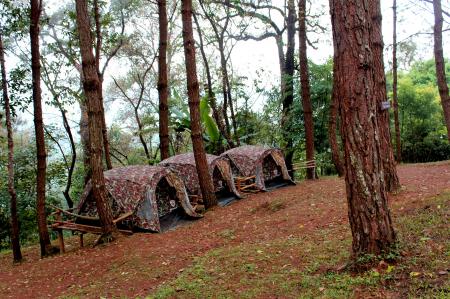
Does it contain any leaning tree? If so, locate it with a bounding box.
[329,0,396,257]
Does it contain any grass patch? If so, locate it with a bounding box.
[150,192,449,298]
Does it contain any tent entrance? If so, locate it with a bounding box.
[263,155,286,189]
[155,177,180,218]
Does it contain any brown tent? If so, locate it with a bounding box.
[76,165,201,232]
[220,145,295,191]
[159,153,241,203]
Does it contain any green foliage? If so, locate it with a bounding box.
[0,133,67,249]
[392,59,450,163]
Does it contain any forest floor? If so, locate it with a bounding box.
[0,161,449,299]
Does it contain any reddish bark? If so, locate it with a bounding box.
[432,0,450,142]
[181,0,217,208]
[75,0,117,238]
[158,0,170,161]
[330,0,396,256]
[369,0,400,192]
[298,0,316,180]
[392,0,401,162]
[1,31,22,262]
[30,0,53,257]
[93,0,113,170]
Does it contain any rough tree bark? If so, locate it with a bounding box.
[392,0,401,162]
[281,0,295,176]
[432,0,450,142]
[298,0,316,180]
[93,0,113,169]
[329,0,396,257]
[30,0,53,257]
[75,0,117,240]
[1,31,22,263]
[181,0,217,208]
[158,0,170,161]
[370,0,400,192]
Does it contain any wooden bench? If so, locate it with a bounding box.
[49,207,133,253]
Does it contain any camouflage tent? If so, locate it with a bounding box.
[220,145,295,190]
[77,166,201,232]
[159,153,241,201]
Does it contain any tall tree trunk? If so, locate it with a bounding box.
[181,0,217,208]
[158,0,170,161]
[329,0,396,257]
[30,0,52,257]
[1,31,22,263]
[370,0,400,192]
[432,0,450,142]
[328,86,344,176]
[298,0,316,180]
[281,1,295,176]
[193,11,234,149]
[93,0,113,169]
[392,0,401,162]
[75,0,117,240]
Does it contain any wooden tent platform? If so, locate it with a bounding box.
[49,207,133,253]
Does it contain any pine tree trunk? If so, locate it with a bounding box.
[30,0,52,257]
[281,1,295,177]
[432,0,450,142]
[328,86,344,177]
[330,0,396,257]
[369,0,400,192]
[1,31,22,263]
[181,0,217,208]
[75,0,117,239]
[298,0,316,180]
[158,0,170,161]
[93,0,113,170]
[392,0,401,162]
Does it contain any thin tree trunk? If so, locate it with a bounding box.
[330,0,396,257]
[60,105,76,209]
[135,107,151,161]
[192,11,233,149]
[75,0,117,240]
[281,1,295,177]
[392,0,401,162]
[93,0,113,169]
[181,0,217,208]
[30,0,53,257]
[0,31,22,263]
[158,0,170,161]
[432,0,450,142]
[298,0,316,180]
[370,0,400,192]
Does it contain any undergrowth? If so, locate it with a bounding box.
[149,192,449,298]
